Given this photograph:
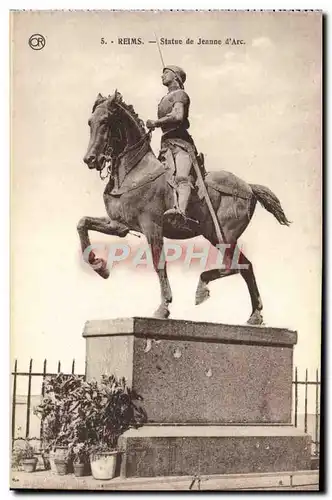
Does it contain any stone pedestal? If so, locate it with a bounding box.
[118,426,311,478]
[83,317,311,478]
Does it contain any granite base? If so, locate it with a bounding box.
[118,425,311,478]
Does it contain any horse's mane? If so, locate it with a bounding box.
[92,92,146,135]
[117,95,146,135]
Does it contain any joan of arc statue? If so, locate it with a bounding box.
[146,65,199,224]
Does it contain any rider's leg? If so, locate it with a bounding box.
[174,150,192,215]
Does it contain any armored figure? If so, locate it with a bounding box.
[146,65,199,223]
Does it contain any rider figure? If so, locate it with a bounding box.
[146,65,198,223]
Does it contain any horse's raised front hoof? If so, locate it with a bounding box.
[247,310,264,326]
[91,259,110,279]
[195,280,210,305]
[153,304,170,319]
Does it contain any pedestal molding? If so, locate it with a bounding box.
[83,317,297,347]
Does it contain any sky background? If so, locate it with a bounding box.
[11,11,321,381]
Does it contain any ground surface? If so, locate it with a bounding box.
[11,469,319,491]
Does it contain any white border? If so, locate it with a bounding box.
[2,2,329,499]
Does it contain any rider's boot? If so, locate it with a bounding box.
[164,181,197,224]
[177,182,191,216]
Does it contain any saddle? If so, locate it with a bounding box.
[160,144,250,202]
[205,170,251,201]
[109,147,250,205]
[109,152,166,196]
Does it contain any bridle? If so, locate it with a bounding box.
[97,106,152,181]
[98,142,113,181]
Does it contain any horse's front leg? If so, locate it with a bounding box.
[142,221,172,319]
[152,242,172,319]
[77,216,129,279]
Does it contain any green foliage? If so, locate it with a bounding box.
[70,442,89,464]
[34,374,85,451]
[12,439,36,468]
[34,373,146,456]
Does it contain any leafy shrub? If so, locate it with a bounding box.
[34,373,146,456]
[12,439,36,468]
[70,442,89,464]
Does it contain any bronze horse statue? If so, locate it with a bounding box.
[78,91,290,324]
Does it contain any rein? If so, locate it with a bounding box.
[99,127,152,181]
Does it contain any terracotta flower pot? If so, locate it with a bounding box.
[55,446,73,473]
[22,457,38,473]
[48,451,58,473]
[54,458,68,475]
[55,446,68,459]
[90,451,117,480]
[73,462,85,477]
[42,453,51,471]
[47,447,66,473]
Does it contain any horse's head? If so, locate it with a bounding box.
[83,92,118,171]
[83,91,146,172]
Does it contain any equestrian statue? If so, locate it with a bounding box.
[77,64,290,324]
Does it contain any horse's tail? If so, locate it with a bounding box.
[250,184,291,226]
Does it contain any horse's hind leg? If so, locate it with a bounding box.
[195,245,264,325]
[239,252,264,325]
[195,245,238,305]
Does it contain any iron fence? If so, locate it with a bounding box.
[11,359,84,450]
[293,367,320,457]
[11,359,321,456]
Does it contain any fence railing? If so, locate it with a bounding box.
[11,359,84,450]
[293,367,320,457]
[11,360,321,457]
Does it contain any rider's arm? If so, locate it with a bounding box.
[154,102,185,128]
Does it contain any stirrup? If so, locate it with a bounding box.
[164,208,199,224]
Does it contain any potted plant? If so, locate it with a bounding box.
[34,373,85,471]
[71,442,89,477]
[54,448,70,476]
[89,442,118,481]
[12,439,38,473]
[85,375,147,480]
[34,373,146,480]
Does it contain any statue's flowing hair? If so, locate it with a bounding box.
[92,92,146,135]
